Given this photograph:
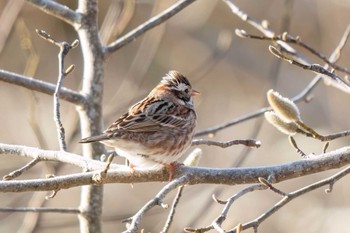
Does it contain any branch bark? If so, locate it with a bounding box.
[74,0,105,232]
[26,0,80,25]
[0,69,86,105]
[1,145,349,191]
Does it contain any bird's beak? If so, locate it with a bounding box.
[192,90,200,96]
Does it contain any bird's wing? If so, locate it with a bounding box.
[104,98,190,133]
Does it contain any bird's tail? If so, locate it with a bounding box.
[79,134,109,143]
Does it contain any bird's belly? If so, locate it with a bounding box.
[102,134,191,168]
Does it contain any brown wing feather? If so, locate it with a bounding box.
[104,97,190,134]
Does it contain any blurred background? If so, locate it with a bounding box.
[1,0,350,232]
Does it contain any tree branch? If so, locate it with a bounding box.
[235,165,350,232]
[0,145,349,192]
[36,29,80,151]
[269,45,350,94]
[195,20,350,137]
[122,176,190,233]
[0,207,80,214]
[104,0,197,56]
[236,29,350,76]
[26,0,80,25]
[0,143,122,171]
[3,157,40,180]
[185,184,265,232]
[0,69,87,105]
[192,139,261,148]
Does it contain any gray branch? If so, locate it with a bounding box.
[0,144,349,192]
[26,0,80,25]
[0,69,86,105]
[104,0,197,56]
[0,207,80,214]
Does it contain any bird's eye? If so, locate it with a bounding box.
[184,89,189,94]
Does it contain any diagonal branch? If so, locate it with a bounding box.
[104,0,197,56]
[0,69,87,105]
[3,158,41,180]
[195,21,350,137]
[236,165,350,232]
[221,0,306,64]
[123,176,191,233]
[26,0,80,25]
[269,45,350,94]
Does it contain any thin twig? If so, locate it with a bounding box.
[3,157,41,180]
[192,139,261,148]
[269,45,350,94]
[187,166,350,233]
[92,153,115,184]
[0,69,86,105]
[221,0,305,63]
[161,186,184,233]
[105,0,197,55]
[161,149,202,233]
[236,30,350,76]
[288,136,306,157]
[195,21,350,138]
[194,107,270,137]
[234,165,350,233]
[36,29,79,151]
[123,175,191,233]
[258,177,287,197]
[316,130,350,142]
[212,194,227,205]
[292,120,350,142]
[185,184,265,233]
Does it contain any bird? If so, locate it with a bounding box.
[79,70,199,178]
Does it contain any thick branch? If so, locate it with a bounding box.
[26,0,80,25]
[0,143,122,171]
[0,145,349,192]
[104,0,197,56]
[0,69,86,105]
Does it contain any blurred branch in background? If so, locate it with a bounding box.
[0,1,25,53]
[100,0,135,45]
[104,0,197,55]
[105,0,169,117]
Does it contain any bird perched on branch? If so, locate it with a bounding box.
[80,70,199,179]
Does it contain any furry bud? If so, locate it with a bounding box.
[267,89,301,123]
[264,111,299,136]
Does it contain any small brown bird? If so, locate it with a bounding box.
[80,71,198,175]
